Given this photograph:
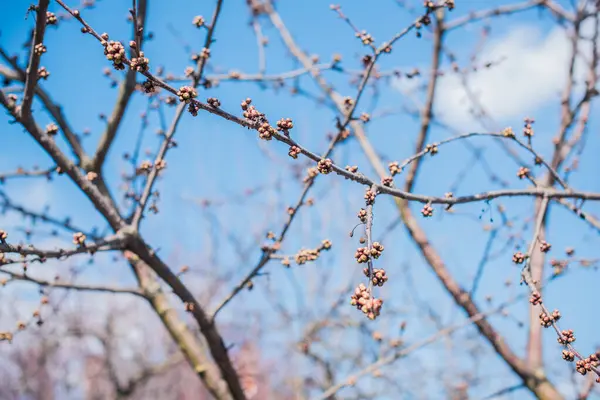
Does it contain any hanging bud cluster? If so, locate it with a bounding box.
[103,40,126,70]
[350,283,383,320]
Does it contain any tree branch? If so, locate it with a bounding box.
[20,0,50,119]
[0,269,144,298]
[92,0,148,171]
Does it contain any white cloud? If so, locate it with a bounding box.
[394,23,592,131]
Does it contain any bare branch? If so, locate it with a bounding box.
[0,270,144,298]
[20,0,50,118]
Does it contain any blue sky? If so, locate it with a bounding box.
[1,0,600,399]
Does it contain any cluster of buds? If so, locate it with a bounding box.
[523,117,535,137]
[512,251,525,264]
[46,123,58,136]
[288,146,301,159]
[193,15,205,28]
[241,98,270,132]
[421,203,433,217]
[6,94,18,107]
[388,161,401,176]
[364,267,388,286]
[550,258,569,269]
[539,240,551,253]
[425,143,438,155]
[423,0,436,11]
[529,291,542,306]
[343,97,355,109]
[357,208,367,223]
[207,97,221,107]
[0,332,13,342]
[550,258,568,275]
[381,176,393,187]
[276,118,293,131]
[562,349,576,362]
[200,47,210,59]
[355,247,370,263]
[155,159,167,171]
[188,102,200,116]
[360,113,370,123]
[317,158,333,174]
[73,232,86,246]
[350,283,383,320]
[138,160,153,174]
[517,167,529,179]
[415,15,431,37]
[130,51,149,72]
[338,129,351,141]
[361,55,373,68]
[576,354,599,375]
[345,165,358,174]
[414,19,429,34]
[364,189,376,205]
[356,30,374,46]
[502,127,515,138]
[557,329,575,345]
[142,80,155,93]
[370,242,384,258]
[539,309,561,327]
[46,11,58,25]
[103,41,125,70]
[177,86,197,103]
[33,43,46,57]
[0,229,7,241]
[38,66,50,80]
[294,248,320,265]
[355,242,385,263]
[86,171,97,182]
[258,122,276,140]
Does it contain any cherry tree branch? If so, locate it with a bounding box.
[0,232,127,261]
[130,0,223,228]
[20,0,49,119]
[92,0,148,171]
[263,3,567,397]
[445,0,574,31]
[0,269,144,298]
[317,299,519,400]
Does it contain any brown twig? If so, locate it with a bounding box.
[20,0,50,119]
